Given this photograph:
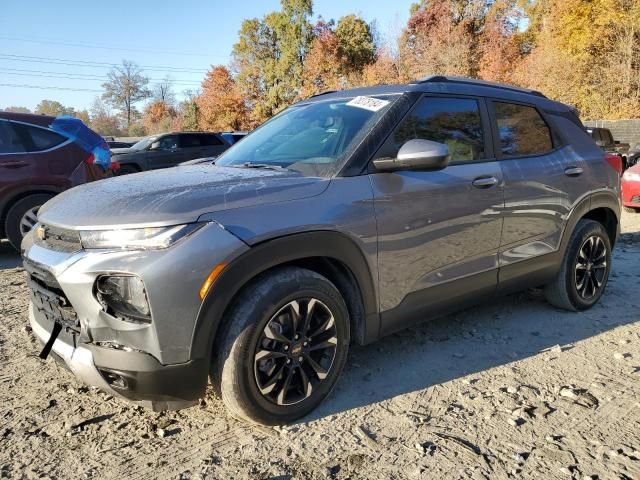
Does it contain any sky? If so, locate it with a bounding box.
[0,0,413,113]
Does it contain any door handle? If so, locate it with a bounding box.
[472,176,498,189]
[0,161,28,168]
[564,166,583,177]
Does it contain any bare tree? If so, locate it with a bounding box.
[102,60,151,128]
[153,75,176,105]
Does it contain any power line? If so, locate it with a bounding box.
[0,54,210,73]
[0,68,202,85]
[0,35,228,58]
[0,83,102,93]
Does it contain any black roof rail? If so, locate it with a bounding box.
[308,90,337,99]
[416,75,547,99]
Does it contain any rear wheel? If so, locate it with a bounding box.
[212,267,350,425]
[4,194,53,251]
[544,219,611,311]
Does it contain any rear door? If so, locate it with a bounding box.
[490,100,584,287]
[370,95,504,335]
[179,134,208,162]
[200,134,229,157]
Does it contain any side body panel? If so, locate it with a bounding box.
[370,163,504,335]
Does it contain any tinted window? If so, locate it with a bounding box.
[602,129,614,144]
[158,135,179,150]
[180,134,203,147]
[25,125,66,151]
[0,121,26,153]
[376,97,485,163]
[201,134,223,146]
[494,102,553,157]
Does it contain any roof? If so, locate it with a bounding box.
[300,76,570,112]
[0,111,56,127]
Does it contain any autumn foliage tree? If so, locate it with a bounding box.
[142,100,176,134]
[197,66,248,131]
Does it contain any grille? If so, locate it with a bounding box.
[631,195,640,204]
[34,224,82,253]
[24,259,80,335]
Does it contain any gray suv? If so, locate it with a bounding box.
[22,76,620,425]
[111,131,230,174]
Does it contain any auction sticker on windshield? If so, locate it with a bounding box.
[346,96,390,112]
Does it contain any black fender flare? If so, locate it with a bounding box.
[190,231,379,361]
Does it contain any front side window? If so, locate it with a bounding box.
[215,95,396,177]
[158,135,179,150]
[375,97,485,163]
[494,102,553,157]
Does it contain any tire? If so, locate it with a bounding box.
[623,206,639,214]
[212,267,350,425]
[544,219,612,311]
[115,164,140,176]
[4,194,53,251]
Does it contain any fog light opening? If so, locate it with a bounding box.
[99,369,128,390]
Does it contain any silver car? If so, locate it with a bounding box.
[22,77,620,424]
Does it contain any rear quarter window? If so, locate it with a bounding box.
[494,102,553,157]
[12,122,66,152]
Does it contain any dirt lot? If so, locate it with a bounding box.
[1,212,639,480]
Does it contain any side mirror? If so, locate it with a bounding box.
[373,139,451,172]
[614,140,620,145]
[150,141,161,150]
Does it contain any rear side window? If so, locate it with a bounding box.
[180,134,204,147]
[0,121,26,153]
[375,97,486,163]
[24,124,66,151]
[494,102,553,157]
[201,134,223,146]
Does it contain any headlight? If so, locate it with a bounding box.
[96,275,151,323]
[80,223,203,250]
[623,171,640,182]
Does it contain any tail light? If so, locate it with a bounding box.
[85,153,96,166]
[605,153,623,175]
[110,161,120,171]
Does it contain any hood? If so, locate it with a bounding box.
[38,165,329,230]
[110,147,135,155]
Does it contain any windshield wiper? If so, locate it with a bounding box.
[240,162,289,171]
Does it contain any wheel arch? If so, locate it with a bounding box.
[191,231,379,363]
[0,187,61,238]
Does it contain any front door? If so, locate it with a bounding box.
[148,135,181,169]
[369,95,504,335]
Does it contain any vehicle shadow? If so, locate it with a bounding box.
[305,235,640,422]
[0,241,21,270]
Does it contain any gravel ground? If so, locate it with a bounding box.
[1,212,639,480]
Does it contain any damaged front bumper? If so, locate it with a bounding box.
[29,303,206,410]
[22,221,249,410]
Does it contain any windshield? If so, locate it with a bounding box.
[130,136,158,151]
[215,95,396,177]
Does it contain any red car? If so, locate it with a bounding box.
[0,112,114,250]
[622,163,640,213]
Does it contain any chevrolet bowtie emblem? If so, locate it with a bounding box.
[35,225,46,241]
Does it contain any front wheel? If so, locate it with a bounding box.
[544,219,612,311]
[212,267,350,424]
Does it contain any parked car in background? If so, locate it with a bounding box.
[622,163,640,213]
[627,143,640,167]
[0,112,113,250]
[178,156,217,166]
[220,131,248,145]
[110,132,231,175]
[22,77,620,424]
[586,127,630,168]
[107,141,134,149]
